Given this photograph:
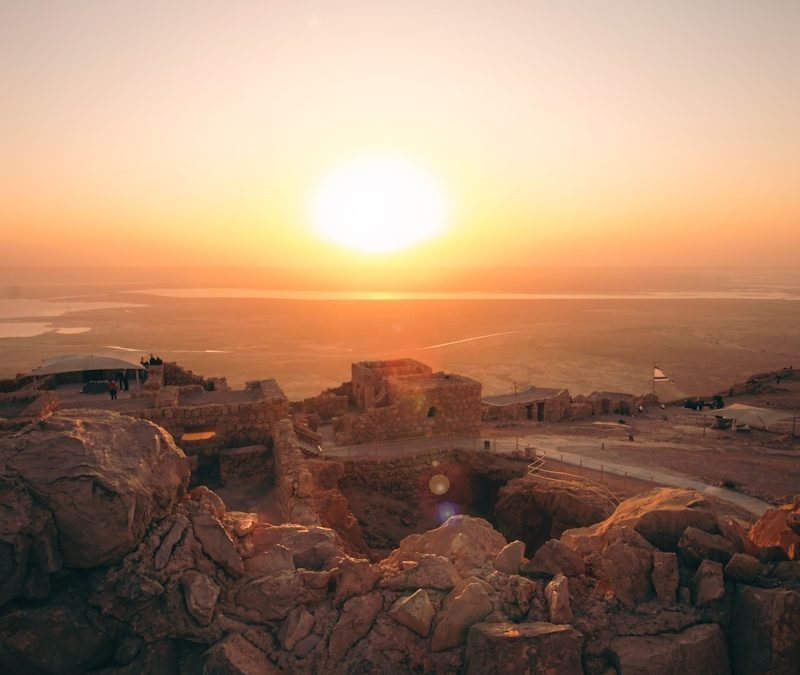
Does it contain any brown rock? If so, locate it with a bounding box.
[730,585,800,675]
[749,501,800,560]
[278,606,315,651]
[494,477,613,553]
[187,485,226,519]
[724,553,761,583]
[154,514,188,570]
[431,582,494,651]
[596,537,653,609]
[465,622,585,674]
[233,571,330,621]
[202,633,278,674]
[0,588,120,674]
[610,623,730,675]
[678,527,735,565]
[328,591,383,662]
[249,524,340,570]
[333,556,380,604]
[243,545,294,577]
[192,513,244,577]
[544,573,572,623]
[716,514,757,555]
[651,551,679,605]
[562,488,718,554]
[93,640,179,675]
[771,561,800,582]
[521,539,585,578]
[693,560,725,607]
[385,515,507,577]
[388,588,436,637]
[0,410,189,568]
[757,545,790,563]
[493,540,525,575]
[181,570,220,626]
[223,512,257,537]
[380,553,459,591]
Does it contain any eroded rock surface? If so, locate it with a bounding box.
[1,412,798,675]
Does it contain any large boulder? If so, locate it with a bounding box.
[521,539,585,579]
[465,622,584,674]
[0,476,61,608]
[431,582,494,651]
[610,623,730,675]
[562,488,718,554]
[0,588,121,674]
[384,515,507,577]
[0,411,189,568]
[749,499,800,561]
[593,527,654,609]
[678,527,735,565]
[730,585,800,675]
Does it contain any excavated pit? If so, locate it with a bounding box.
[337,449,613,559]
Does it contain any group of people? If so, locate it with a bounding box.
[141,354,163,366]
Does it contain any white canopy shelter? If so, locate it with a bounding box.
[31,354,145,377]
[715,403,795,431]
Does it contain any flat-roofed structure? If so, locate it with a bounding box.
[482,386,571,423]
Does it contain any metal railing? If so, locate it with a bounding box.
[526,450,621,507]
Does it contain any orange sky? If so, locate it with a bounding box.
[1,1,798,273]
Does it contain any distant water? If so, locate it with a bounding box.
[2,274,800,399]
[131,288,800,301]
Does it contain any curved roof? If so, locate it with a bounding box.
[31,354,146,376]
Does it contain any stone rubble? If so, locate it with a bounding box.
[0,411,798,674]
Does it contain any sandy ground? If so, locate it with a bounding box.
[485,394,800,507]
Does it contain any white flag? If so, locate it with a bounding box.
[654,366,670,382]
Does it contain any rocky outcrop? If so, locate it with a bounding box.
[730,585,800,675]
[383,515,507,576]
[561,488,719,553]
[610,623,730,675]
[0,411,189,569]
[495,477,613,554]
[465,622,585,674]
[748,497,800,561]
[1,413,798,675]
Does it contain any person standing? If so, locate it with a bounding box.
[108,379,118,400]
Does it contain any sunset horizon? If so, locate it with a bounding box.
[2,1,798,271]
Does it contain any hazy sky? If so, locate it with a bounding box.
[2,1,798,272]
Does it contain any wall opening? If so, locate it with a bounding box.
[526,404,534,420]
[537,401,545,421]
[427,406,437,418]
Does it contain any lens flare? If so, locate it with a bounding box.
[428,474,450,496]
[436,501,459,524]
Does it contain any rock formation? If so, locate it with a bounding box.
[1,412,798,674]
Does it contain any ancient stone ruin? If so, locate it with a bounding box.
[1,401,798,674]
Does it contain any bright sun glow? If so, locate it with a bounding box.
[311,155,449,253]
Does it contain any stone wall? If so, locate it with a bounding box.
[336,375,482,445]
[483,390,572,423]
[352,359,432,411]
[302,393,350,420]
[273,419,319,526]
[162,361,205,387]
[218,444,273,485]
[130,394,289,455]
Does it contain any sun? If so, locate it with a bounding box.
[310,155,449,253]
